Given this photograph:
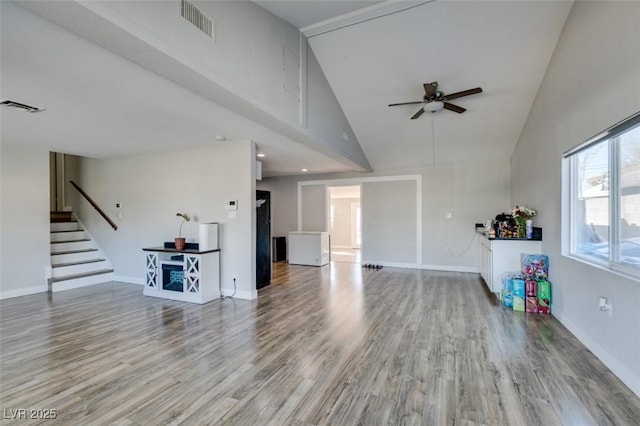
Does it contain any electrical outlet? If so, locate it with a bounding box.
[599,297,613,318]
[445,212,452,219]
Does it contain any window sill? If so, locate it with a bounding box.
[564,254,640,283]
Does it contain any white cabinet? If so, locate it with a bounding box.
[479,237,493,290]
[477,234,542,293]
[143,247,220,304]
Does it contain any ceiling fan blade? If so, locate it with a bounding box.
[423,82,438,99]
[443,87,482,101]
[410,108,425,120]
[443,102,466,113]
[388,101,424,107]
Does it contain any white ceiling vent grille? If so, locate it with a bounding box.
[181,0,214,39]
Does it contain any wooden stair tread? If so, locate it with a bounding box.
[51,269,114,283]
[50,212,75,223]
[51,248,98,255]
[52,259,106,268]
[51,239,91,244]
[51,230,84,234]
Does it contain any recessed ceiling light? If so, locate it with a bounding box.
[301,168,308,172]
[257,153,265,158]
[214,135,226,141]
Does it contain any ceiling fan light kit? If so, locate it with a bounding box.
[425,101,444,113]
[388,82,482,119]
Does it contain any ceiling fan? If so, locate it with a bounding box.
[388,82,482,119]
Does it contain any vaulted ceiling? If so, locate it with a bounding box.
[1,1,573,176]
[259,0,573,169]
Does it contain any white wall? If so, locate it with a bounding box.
[362,179,417,265]
[422,162,511,270]
[260,160,510,272]
[99,0,301,126]
[305,44,370,169]
[76,141,257,299]
[511,1,640,396]
[300,184,326,231]
[0,143,50,298]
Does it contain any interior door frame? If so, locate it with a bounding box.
[350,200,361,249]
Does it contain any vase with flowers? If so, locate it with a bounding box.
[175,212,190,250]
[510,205,536,238]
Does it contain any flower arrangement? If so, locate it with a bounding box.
[510,205,536,220]
[510,206,536,238]
[176,212,191,237]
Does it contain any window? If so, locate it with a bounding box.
[565,112,640,279]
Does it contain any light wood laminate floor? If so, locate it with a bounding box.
[1,263,639,425]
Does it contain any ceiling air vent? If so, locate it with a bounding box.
[0,98,46,113]
[181,0,214,39]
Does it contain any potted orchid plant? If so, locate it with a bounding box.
[175,212,190,251]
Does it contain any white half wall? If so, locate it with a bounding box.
[510,1,640,396]
[76,141,257,300]
[0,143,50,298]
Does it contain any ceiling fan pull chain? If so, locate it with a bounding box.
[431,112,436,171]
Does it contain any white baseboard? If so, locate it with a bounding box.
[0,285,48,300]
[361,260,479,274]
[113,275,144,285]
[556,312,640,398]
[221,288,257,300]
[421,264,480,273]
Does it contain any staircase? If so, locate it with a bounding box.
[50,211,114,292]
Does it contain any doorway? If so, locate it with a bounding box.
[328,185,361,263]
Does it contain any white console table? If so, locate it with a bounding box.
[142,246,220,304]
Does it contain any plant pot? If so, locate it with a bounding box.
[174,237,186,251]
